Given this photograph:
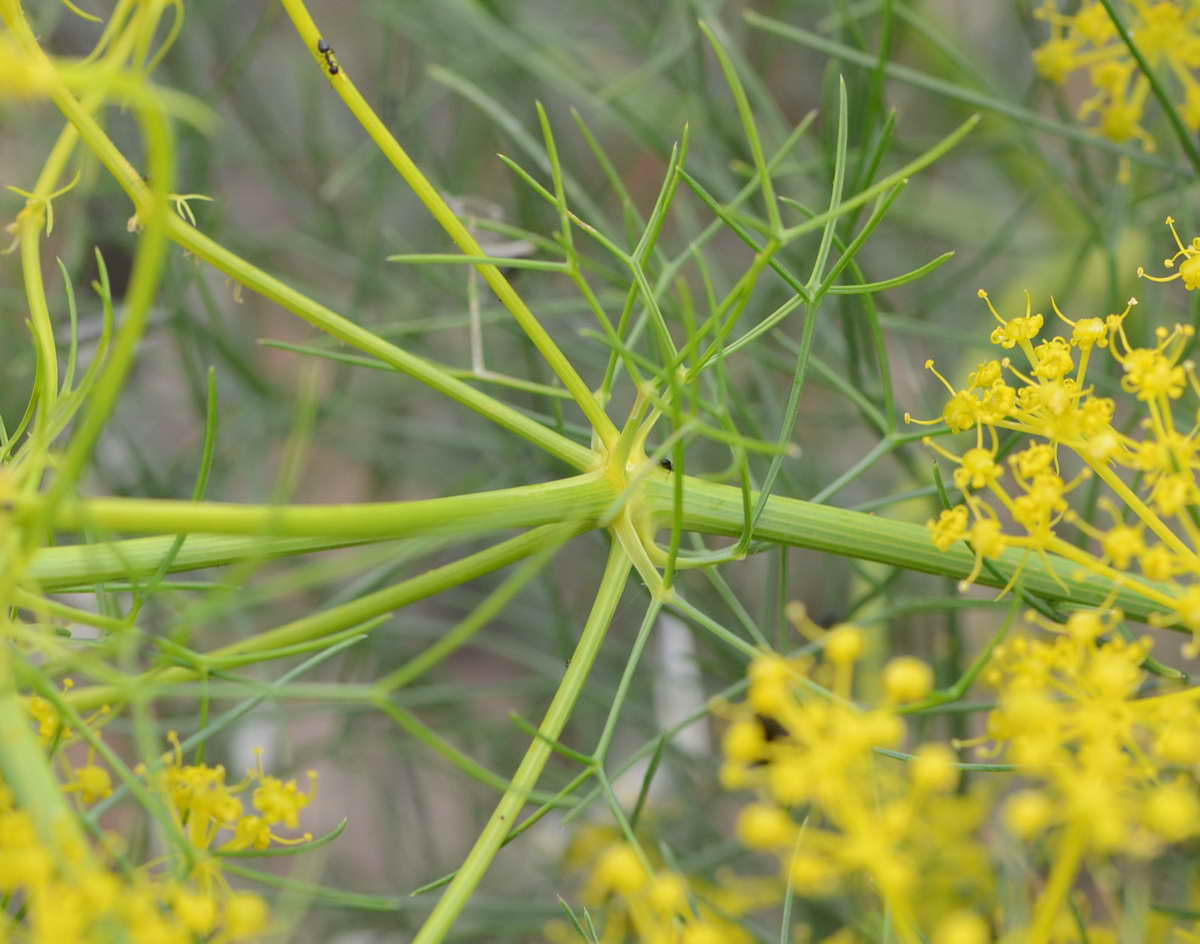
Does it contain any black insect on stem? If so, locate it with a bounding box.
[316,37,339,76]
[659,457,673,472]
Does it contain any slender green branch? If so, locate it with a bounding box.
[276,0,619,450]
[29,534,383,591]
[412,541,631,944]
[65,523,590,712]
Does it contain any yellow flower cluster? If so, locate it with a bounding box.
[152,731,317,856]
[717,632,992,944]
[965,609,1200,939]
[546,824,779,944]
[0,778,269,943]
[912,217,1200,653]
[894,217,1200,939]
[6,696,318,941]
[983,612,1200,854]
[1032,0,1200,148]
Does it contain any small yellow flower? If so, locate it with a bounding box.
[172,886,218,935]
[933,909,991,944]
[593,843,649,896]
[882,657,934,705]
[252,770,316,831]
[910,744,960,793]
[824,624,865,664]
[224,891,270,939]
[646,872,689,915]
[1033,35,1083,82]
[980,288,1043,349]
[1139,543,1178,580]
[736,803,795,850]
[928,505,968,551]
[721,718,766,763]
[1154,723,1200,765]
[1005,789,1054,840]
[1139,216,1200,289]
[681,922,728,944]
[787,852,835,894]
[1144,781,1200,842]
[967,518,1006,564]
[955,446,1003,491]
[748,654,800,714]
[69,763,113,805]
[767,756,811,806]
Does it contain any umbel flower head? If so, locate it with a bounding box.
[979,611,1195,849]
[961,609,1200,934]
[902,217,1200,935]
[715,630,992,944]
[0,773,271,942]
[148,733,317,856]
[910,223,1200,654]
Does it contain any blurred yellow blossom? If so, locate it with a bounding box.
[548,824,777,944]
[1032,1,1200,149]
[973,613,1200,934]
[715,647,990,944]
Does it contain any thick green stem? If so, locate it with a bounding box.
[32,469,1177,627]
[412,540,631,944]
[642,476,1178,624]
[28,472,613,541]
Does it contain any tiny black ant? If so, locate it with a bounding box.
[746,713,788,768]
[317,37,339,76]
[659,457,673,472]
[756,713,787,743]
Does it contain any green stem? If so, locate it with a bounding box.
[412,540,631,944]
[275,0,618,450]
[642,476,1178,624]
[744,12,1181,173]
[9,25,144,442]
[30,472,613,540]
[1029,825,1086,944]
[170,219,594,470]
[29,534,377,591]
[1087,458,1200,568]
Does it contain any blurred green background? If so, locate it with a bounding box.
[3,1,1198,940]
